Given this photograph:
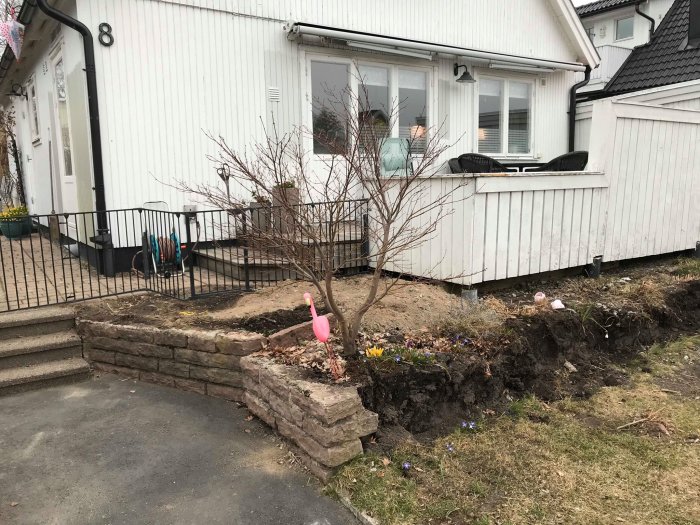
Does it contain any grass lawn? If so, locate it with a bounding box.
[329,335,700,525]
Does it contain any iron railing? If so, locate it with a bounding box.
[0,200,369,312]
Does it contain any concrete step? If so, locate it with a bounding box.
[0,332,83,369]
[0,306,75,338]
[0,358,90,396]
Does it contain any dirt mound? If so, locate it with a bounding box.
[354,280,700,437]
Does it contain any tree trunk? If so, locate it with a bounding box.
[9,135,25,207]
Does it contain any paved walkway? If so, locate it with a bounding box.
[0,375,358,525]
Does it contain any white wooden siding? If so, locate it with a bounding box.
[588,100,700,261]
[73,0,582,212]
[379,172,607,285]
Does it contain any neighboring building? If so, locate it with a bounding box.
[604,0,700,98]
[577,0,675,94]
[0,0,598,221]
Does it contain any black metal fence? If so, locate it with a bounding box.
[0,200,369,312]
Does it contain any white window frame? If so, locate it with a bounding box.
[474,72,536,159]
[49,41,76,179]
[585,26,595,40]
[614,16,635,41]
[304,52,435,158]
[26,75,40,144]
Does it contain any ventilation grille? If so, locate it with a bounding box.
[268,87,280,102]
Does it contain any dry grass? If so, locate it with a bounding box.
[330,336,700,525]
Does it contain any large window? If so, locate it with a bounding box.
[27,76,40,143]
[615,16,634,40]
[478,77,532,156]
[311,61,349,154]
[310,59,429,155]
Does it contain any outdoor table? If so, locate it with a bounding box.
[500,161,546,172]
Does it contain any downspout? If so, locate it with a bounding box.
[36,0,114,276]
[635,3,656,41]
[35,0,107,225]
[568,66,591,152]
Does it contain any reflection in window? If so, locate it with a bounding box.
[398,69,427,153]
[311,61,349,154]
[54,59,73,176]
[478,79,503,154]
[615,16,634,40]
[508,82,530,154]
[28,79,39,141]
[358,65,390,149]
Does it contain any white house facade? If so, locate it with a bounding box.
[0,0,598,218]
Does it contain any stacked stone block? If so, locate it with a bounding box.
[77,320,264,402]
[240,355,378,480]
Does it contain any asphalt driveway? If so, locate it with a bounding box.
[0,375,358,525]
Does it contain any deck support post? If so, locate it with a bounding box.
[585,255,603,278]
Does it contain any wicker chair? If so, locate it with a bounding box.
[525,151,588,172]
[449,153,517,174]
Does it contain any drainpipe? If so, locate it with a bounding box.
[568,66,591,153]
[635,3,656,41]
[35,0,114,276]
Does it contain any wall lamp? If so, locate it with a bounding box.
[6,82,27,100]
[454,63,476,83]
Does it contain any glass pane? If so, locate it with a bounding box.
[311,61,349,155]
[615,17,634,40]
[29,84,39,137]
[508,81,531,154]
[398,69,427,153]
[358,65,390,149]
[54,59,73,176]
[478,79,502,154]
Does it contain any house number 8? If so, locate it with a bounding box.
[98,23,114,47]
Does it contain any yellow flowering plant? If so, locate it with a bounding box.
[365,346,384,358]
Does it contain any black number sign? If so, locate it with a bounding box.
[98,23,114,47]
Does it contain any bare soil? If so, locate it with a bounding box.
[77,274,459,334]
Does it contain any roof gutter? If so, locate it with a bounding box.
[36,0,107,227]
[635,3,656,41]
[569,66,591,152]
[286,22,588,72]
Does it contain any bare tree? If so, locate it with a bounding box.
[179,79,469,358]
[0,107,25,208]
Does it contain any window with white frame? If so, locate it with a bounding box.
[615,16,634,40]
[478,77,532,156]
[27,76,40,143]
[310,59,429,155]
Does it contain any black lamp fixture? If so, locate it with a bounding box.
[6,82,27,100]
[454,63,476,84]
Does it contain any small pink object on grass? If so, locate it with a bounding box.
[304,292,330,343]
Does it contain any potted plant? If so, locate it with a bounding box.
[249,191,272,235]
[271,181,300,235]
[0,205,32,239]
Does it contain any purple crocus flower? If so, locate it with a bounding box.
[446,443,455,453]
[394,355,402,363]
[461,420,469,429]
[468,421,477,431]
[402,461,411,471]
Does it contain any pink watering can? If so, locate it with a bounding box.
[304,292,330,343]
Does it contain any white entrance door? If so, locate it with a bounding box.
[50,47,79,237]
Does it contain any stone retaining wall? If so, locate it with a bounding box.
[77,317,378,479]
[77,320,265,402]
[241,355,378,480]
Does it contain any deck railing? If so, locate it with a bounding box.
[0,200,369,312]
